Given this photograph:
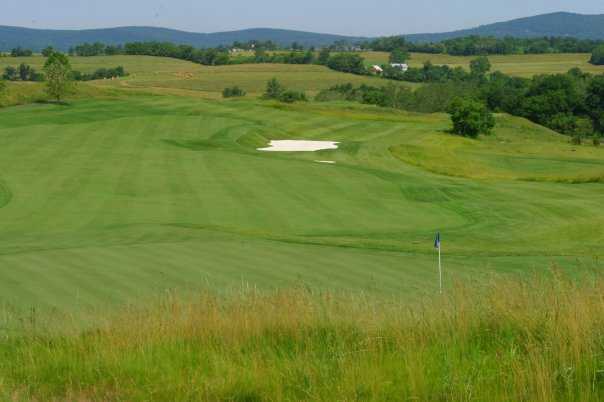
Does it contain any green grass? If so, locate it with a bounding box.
[361,51,604,77]
[1,272,604,401]
[0,96,603,312]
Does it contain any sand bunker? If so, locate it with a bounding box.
[258,140,339,152]
[315,160,336,164]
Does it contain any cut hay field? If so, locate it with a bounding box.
[0,95,603,312]
[0,55,393,99]
[361,51,604,77]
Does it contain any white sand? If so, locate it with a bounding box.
[315,160,336,164]
[258,140,339,152]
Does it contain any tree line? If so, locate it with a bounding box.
[361,35,604,56]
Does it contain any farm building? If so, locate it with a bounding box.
[390,63,409,71]
[371,65,384,74]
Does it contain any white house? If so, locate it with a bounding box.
[371,65,384,74]
[390,63,409,72]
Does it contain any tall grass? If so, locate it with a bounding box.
[1,270,604,401]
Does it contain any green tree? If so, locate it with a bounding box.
[389,48,409,64]
[3,66,18,81]
[326,53,366,75]
[41,46,55,57]
[262,78,284,100]
[43,52,74,102]
[254,47,268,61]
[590,45,604,66]
[448,98,495,138]
[470,56,491,77]
[18,63,32,81]
[318,48,331,65]
[586,75,604,133]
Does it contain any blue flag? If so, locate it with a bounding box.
[434,232,441,249]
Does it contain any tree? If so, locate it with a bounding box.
[389,48,409,64]
[10,47,33,57]
[326,53,366,75]
[448,98,495,138]
[254,47,268,62]
[590,45,604,66]
[42,46,55,57]
[470,56,491,77]
[586,75,604,133]
[318,48,331,65]
[43,52,74,102]
[18,63,32,81]
[3,66,18,81]
[263,78,284,100]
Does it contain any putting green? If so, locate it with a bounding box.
[0,97,602,310]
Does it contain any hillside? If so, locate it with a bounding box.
[2,12,604,52]
[406,12,604,42]
[0,26,367,52]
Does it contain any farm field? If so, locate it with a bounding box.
[0,55,393,99]
[0,94,603,311]
[361,51,604,76]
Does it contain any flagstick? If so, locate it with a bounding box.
[438,244,443,294]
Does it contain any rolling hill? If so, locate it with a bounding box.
[406,12,604,42]
[1,12,604,51]
[0,26,367,52]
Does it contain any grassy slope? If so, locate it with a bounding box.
[0,55,392,99]
[361,51,604,77]
[0,96,602,311]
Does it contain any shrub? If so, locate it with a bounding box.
[593,136,601,147]
[261,79,306,103]
[222,86,246,98]
[71,66,128,81]
[570,135,582,145]
[262,78,284,100]
[279,90,307,103]
[448,98,495,138]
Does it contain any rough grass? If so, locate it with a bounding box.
[389,114,604,182]
[1,270,603,401]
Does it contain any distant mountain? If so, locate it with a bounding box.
[405,12,604,43]
[0,26,367,52]
[1,12,604,52]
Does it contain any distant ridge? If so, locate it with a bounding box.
[1,12,604,51]
[405,12,604,42]
[0,26,367,52]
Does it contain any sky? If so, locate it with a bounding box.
[2,0,603,37]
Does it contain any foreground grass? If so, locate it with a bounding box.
[1,271,603,401]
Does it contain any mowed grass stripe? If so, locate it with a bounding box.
[0,96,603,311]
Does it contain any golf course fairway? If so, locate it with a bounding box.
[0,96,602,311]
